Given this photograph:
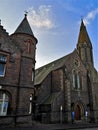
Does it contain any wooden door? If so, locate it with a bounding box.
[75,105,81,120]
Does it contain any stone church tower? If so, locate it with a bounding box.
[77,20,98,122]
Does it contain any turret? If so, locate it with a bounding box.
[11,14,38,84]
[9,14,38,118]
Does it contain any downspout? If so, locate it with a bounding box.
[15,51,22,126]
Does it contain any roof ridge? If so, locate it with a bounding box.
[36,50,75,71]
[34,50,76,85]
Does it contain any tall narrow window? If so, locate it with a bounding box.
[27,43,31,54]
[0,55,7,77]
[85,48,88,62]
[32,68,34,81]
[29,94,32,114]
[27,43,30,53]
[75,74,77,89]
[72,70,76,89]
[72,74,75,88]
[0,92,9,116]
[72,70,81,90]
[77,75,80,89]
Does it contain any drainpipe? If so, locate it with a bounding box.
[14,51,22,126]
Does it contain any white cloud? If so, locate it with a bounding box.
[28,5,54,29]
[84,8,98,25]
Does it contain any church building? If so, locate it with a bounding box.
[34,20,98,123]
[0,14,37,126]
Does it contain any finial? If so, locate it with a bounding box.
[80,16,85,28]
[81,16,83,22]
[24,10,28,17]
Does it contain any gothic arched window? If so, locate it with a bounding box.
[77,74,81,89]
[72,70,75,88]
[29,94,33,114]
[72,71,81,90]
[32,68,34,81]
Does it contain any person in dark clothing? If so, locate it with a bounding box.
[72,111,75,124]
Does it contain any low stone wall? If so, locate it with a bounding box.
[0,115,32,127]
[16,115,32,126]
[0,116,14,127]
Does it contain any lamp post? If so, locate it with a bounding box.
[60,105,63,124]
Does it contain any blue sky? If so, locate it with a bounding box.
[0,0,98,71]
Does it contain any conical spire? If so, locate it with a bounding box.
[77,19,94,66]
[14,14,34,36]
[77,19,92,47]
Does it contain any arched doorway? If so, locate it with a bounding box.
[75,105,81,120]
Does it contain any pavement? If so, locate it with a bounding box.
[33,122,98,130]
[46,123,98,130]
[1,122,98,130]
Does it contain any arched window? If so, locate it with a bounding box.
[72,72,75,88]
[32,68,34,81]
[0,92,9,116]
[72,70,77,89]
[29,94,33,114]
[77,74,81,89]
[72,71,81,90]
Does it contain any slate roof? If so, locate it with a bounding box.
[14,15,34,36]
[43,92,61,104]
[34,50,77,85]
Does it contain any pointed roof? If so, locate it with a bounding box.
[14,14,34,36]
[77,19,92,47]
